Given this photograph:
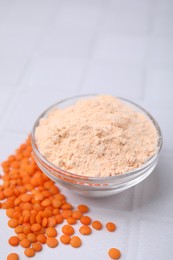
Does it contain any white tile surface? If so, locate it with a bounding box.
[39,27,94,58]
[0,0,173,259]
[23,56,86,89]
[153,4,173,37]
[101,4,149,35]
[0,132,27,161]
[148,38,173,66]
[134,155,173,218]
[136,218,173,260]
[81,61,144,101]
[92,35,147,65]
[54,1,103,31]
[146,68,173,108]
[109,0,150,8]
[0,25,42,58]
[157,0,173,7]
[0,0,15,23]
[0,57,27,85]
[5,87,80,133]
[2,0,58,27]
[0,88,15,120]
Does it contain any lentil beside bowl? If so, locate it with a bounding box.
[31,94,162,197]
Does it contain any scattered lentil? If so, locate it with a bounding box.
[8,236,19,246]
[7,253,19,260]
[62,225,74,236]
[24,248,35,257]
[92,220,103,230]
[79,225,92,235]
[106,222,116,232]
[80,216,91,225]
[45,227,57,237]
[70,236,82,248]
[60,235,71,245]
[20,238,31,248]
[32,242,42,252]
[46,237,58,248]
[67,217,76,225]
[36,234,47,244]
[27,233,37,243]
[72,210,82,220]
[108,248,121,259]
[78,204,89,213]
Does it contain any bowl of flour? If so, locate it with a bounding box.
[31,95,162,197]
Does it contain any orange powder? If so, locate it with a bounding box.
[35,95,158,177]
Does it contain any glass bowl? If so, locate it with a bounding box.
[31,94,163,197]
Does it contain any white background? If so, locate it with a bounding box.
[0,0,173,259]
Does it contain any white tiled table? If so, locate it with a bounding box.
[0,1,173,259]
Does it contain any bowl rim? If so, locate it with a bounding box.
[31,94,163,181]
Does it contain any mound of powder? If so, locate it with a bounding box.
[35,95,158,177]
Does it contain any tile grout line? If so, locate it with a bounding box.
[140,0,158,100]
[0,85,24,137]
[76,0,109,93]
[14,1,64,88]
